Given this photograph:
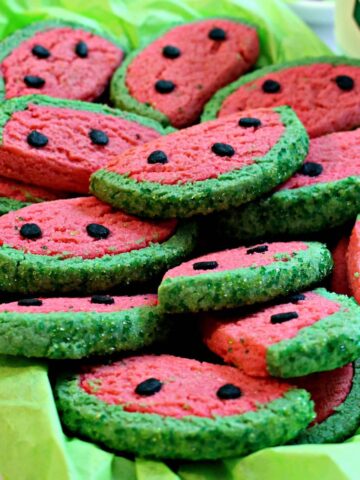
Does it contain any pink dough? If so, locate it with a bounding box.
[0,294,157,313]
[1,104,162,193]
[106,109,284,184]
[1,28,123,101]
[163,241,308,279]
[347,220,360,304]
[0,175,66,202]
[127,19,259,128]
[0,196,177,259]
[218,64,360,138]
[202,292,340,377]
[80,354,291,418]
[330,236,351,296]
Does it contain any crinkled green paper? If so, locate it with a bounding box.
[0,1,352,479]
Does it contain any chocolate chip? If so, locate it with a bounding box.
[193,261,218,270]
[217,384,242,399]
[75,41,88,58]
[162,45,181,59]
[239,117,262,128]
[155,80,175,93]
[19,223,42,240]
[89,129,109,146]
[24,75,45,89]
[147,150,168,164]
[32,45,50,59]
[262,79,281,93]
[18,298,43,306]
[27,131,48,148]
[246,245,268,255]
[271,311,299,324]
[86,223,110,239]
[286,293,306,303]
[208,28,227,41]
[299,162,323,177]
[335,75,354,91]
[211,143,235,157]
[91,295,115,305]
[135,378,162,396]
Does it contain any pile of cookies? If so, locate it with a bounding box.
[0,17,360,461]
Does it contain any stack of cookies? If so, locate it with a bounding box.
[0,17,360,462]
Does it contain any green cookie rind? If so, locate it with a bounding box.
[211,177,360,243]
[0,94,174,145]
[267,289,360,378]
[293,360,360,445]
[55,375,314,460]
[0,221,197,295]
[202,56,360,121]
[0,197,30,215]
[0,305,168,359]
[158,242,332,313]
[110,17,257,127]
[90,106,308,219]
[0,19,127,101]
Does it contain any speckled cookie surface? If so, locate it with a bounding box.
[0,95,171,193]
[212,128,360,243]
[111,18,259,128]
[347,217,360,304]
[0,294,168,359]
[293,361,360,444]
[55,354,314,460]
[202,289,360,378]
[90,106,308,218]
[158,241,332,313]
[203,56,360,138]
[331,235,351,296]
[0,20,124,101]
[0,196,197,294]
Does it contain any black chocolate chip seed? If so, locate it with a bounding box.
[211,143,235,157]
[32,45,50,59]
[24,75,45,88]
[239,117,262,128]
[75,41,88,58]
[262,79,281,94]
[335,75,354,91]
[271,311,299,324]
[299,162,323,177]
[27,131,48,148]
[91,295,115,305]
[20,223,42,240]
[162,45,181,59]
[286,293,306,303]
[89,129,109,146]
[135,378,162,396]
[208,27,227,41]
[193,261,218,270]
[246,245,268,255]
[18,298,43,306]
[147,150,168,164]
[86,223,110,239]
[217,384,242,400]
[155,80,176,93]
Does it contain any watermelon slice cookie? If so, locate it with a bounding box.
[347,217,360,303]
[201,289,360,378]
[330,235,351,296]
[0,20,124,101]
[55,354,314,460]
[0,175,68,215]
[0,95,171,193]
[202,56,360,138]
[0,294,168,359]
[111,18,259,128]
[212,127,360,243]
[292,361,360,444]
[91,106,308,218]
[158,241,332,313]
[0,196,197,295]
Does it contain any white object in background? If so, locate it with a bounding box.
[286,1,337,51]
[335,0,360,57]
